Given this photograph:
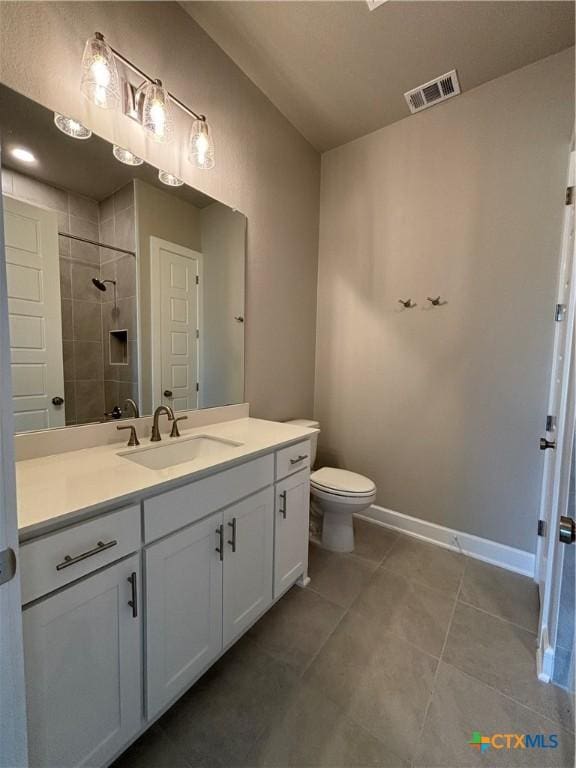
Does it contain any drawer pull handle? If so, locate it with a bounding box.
[280,490,287,519]
[289,454,308,465]
[228,517,237,552]
[56,539,118,571]
[127,572,138,618]
[215,524,224,561]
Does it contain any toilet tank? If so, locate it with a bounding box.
[285,419,320,468]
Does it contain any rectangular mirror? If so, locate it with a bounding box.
[0,84,246,433]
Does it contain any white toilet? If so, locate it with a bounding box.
[286,420,376,553]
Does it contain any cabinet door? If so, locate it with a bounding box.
[145,513,223,719]
[223,488,274,646]
[274,471,310,598]
[23,555,142,768]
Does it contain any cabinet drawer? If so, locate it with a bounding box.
[275,440,311,480]
[20,505,141,604]
[143,455,274,543]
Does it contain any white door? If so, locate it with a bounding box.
[150,236,201,412]
[23,555,142,768]
[0,177,28,767]
[536,149,576,681]
[274,471,310,599]
[3,196,65,432]
[145,513,223,719]
[223,488,274,647]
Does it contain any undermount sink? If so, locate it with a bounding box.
[118,434,244,470]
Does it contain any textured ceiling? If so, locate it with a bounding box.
[182,1,575,152]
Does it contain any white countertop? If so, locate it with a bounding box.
[16,418,316,540]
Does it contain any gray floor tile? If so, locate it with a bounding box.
[414,662,575,768]
[460,558,540,632]
[382,536,466,595]
[305,611,437,762]
[247,585,345,673]
[110,725,192,768]
[308,543,377,608]
[351,567,455,657]
[444,603,575,731]
[159,638,298,766]
[351,517,399,564]
[246,679,408,767]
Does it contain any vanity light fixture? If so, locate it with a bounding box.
[80,32,120,109]
[158,170,184,187]
[113,145,143,166]
[80,32,215,167]
[54,113,92,140]
[189,117,215,170]
[10,147,36,164]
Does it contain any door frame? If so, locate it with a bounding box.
[0,165,28,765]
[149,236,203,412]
[536,148,576,682]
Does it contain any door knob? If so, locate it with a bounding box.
[539,438,556,450]
[51,396,64,406]
[164,390,173,398]
[559,516,575,544]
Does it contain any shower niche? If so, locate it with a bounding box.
[109,330,129,366]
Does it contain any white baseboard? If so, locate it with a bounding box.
[356,504,535,578]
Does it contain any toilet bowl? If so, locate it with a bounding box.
[285,420,376,553]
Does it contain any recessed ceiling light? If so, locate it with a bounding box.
[54,112,92,140]
[158,170,183,187]
[113,145,143,166]
[366,0,389,9]
[11,147,36,163]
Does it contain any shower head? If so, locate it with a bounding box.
[92,277,115,292]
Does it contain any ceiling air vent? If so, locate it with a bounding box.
[404,70,461,114]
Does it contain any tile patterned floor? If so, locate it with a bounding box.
[113,519,575,768]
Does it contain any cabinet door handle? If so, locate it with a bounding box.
[55,539,118,571]
[215,524,224,561]
[279,490,287,519]
[289,454,308,466]
[227,517,237,552]
[127,572,138,618]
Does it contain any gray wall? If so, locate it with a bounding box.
[0,0,320,420]
[315,50,574,553]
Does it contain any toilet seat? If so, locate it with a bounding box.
[310,467,376,499]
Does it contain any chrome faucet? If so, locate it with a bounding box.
[150,405,175,442]
[124,398,140,418]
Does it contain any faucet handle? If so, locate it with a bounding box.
[117,424,140,447]
[170,416,188,438]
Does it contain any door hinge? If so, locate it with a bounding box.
[537,520,546,537]
[555,304,566,322]
[196,382,199,392]
[0,548,17,586]
[545,414,557,432]
[195,275,199,285]
[566,186,574,206]
[196,329,199,339]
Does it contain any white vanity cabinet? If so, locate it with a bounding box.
[274,471,310,598]
[23,555,142,768]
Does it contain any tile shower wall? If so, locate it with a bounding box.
[1,170,138,425]
[98,184,138,417]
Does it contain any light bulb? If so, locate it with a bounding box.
[158,170,184,187]
[11,147,36,164]
[141,80,173,143]
[54,113,92,140]
[80,32,120,109]
[188,118,215,170]
[113,145,143,166]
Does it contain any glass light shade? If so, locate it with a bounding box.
[54,113,92,140]
[141,80,173,143]
[158,170,184,187]
[80,33,120,109]
[113,145,143,166]
[188,118,215,170]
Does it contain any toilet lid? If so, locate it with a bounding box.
[310,467,376,497]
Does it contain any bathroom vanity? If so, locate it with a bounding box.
[16,416,315,768]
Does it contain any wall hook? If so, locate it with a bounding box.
[398,298,417,309]
[427,296,446,306]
